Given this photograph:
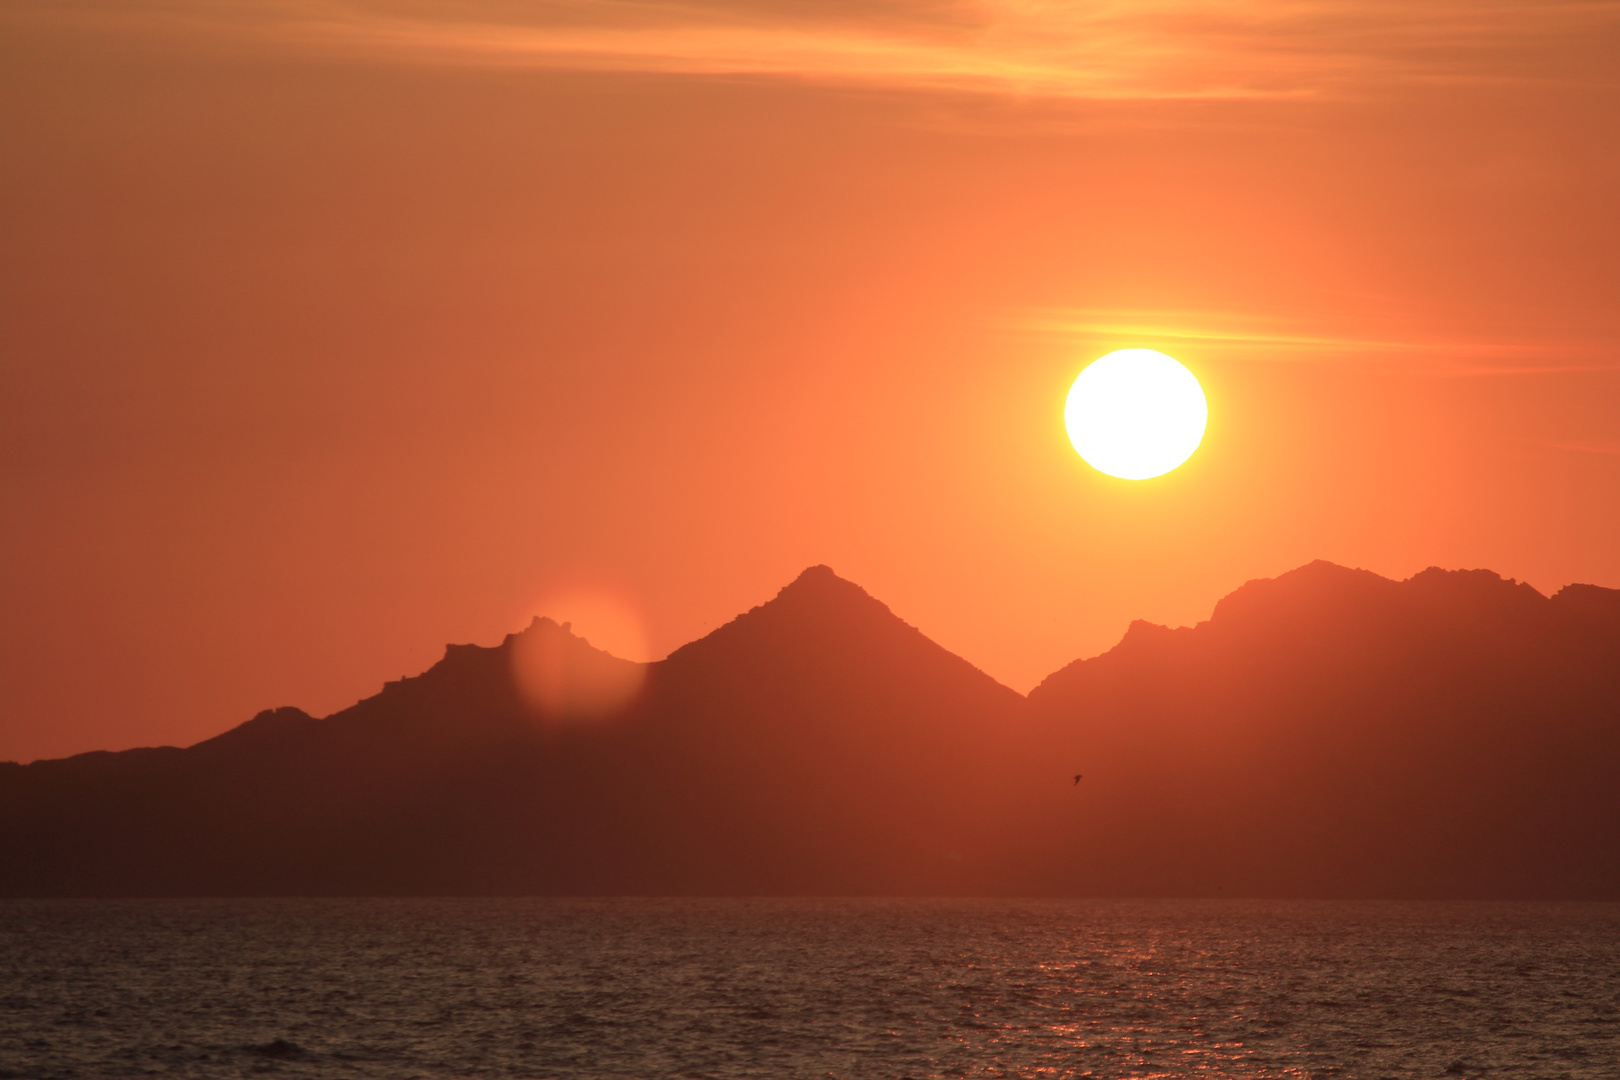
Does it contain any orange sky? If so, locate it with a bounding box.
[3,0,1619,762]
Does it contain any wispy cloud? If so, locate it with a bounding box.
[1012,307,1430,353]
[1010,306,1619,374]
[25,0,1620,100]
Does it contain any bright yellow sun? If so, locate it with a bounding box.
[1064,349,1207,480]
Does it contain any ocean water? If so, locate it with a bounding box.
[0,899,1616,1079]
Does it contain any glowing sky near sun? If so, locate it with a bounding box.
[1,0,1618,761]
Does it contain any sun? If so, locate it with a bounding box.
[1064,349,1207,480]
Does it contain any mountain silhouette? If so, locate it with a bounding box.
[0,566,1034,896]
[2,561,1617,898]
[1026,560,1620,898]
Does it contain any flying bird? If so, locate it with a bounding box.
[1072,774,1083,785]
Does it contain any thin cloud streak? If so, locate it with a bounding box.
[1436,364,1620,377]
[27,0,1620,100]
[1015,309,1433,353]
[1011,308,1620,375]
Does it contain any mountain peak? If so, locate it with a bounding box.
[1552,581,1620,627]
[1403,565,1547,610]
[664,565,897,665]
[189,706,318,754]
[1209,560,1395,627]
[658,566,1021,709]
[505,615,594,651]
[772,564,883,609]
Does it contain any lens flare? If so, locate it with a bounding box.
[1064,349,1207,480]
[510,588,648,722]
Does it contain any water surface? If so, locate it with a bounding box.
[1,899,1616,1078]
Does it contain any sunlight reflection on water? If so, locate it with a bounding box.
[1,898,1616,1079]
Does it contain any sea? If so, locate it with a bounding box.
[1,899,1616,1079]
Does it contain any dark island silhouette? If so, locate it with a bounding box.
[3,561,1618,899]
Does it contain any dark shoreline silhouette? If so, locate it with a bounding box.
[3,561,1618,899]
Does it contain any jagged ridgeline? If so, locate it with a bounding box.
[3,563,1619,898]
